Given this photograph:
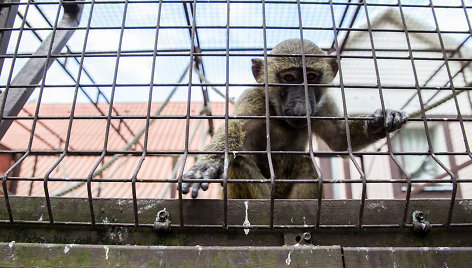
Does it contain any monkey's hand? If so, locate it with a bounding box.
[181,161,223,198]
[367,108,408,137]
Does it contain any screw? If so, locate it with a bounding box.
[415,211,425,222]
[158,210,169,220]
[302,232,311,243]
[412,210,431,233]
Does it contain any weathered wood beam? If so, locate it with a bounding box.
[0,197,471,247]
[0,243,343,268]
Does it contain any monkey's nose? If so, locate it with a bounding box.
[293,103,308,116]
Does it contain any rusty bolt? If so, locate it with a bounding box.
[412,210,431,233]
[297,232,312,245]
[158,210,170,220]
[153,209,171,232]
[302,232,311,242]
[415,211,425,222]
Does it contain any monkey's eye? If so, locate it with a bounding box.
[283,74,296,83]
[307,73,317,82]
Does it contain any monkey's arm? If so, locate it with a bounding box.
[181,88,265,198]
[313,95,408,151]
[181,120,245,198]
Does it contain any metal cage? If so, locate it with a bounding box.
[0,0,471,266]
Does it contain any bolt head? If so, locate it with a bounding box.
[302,232,311,241]
[415,211,424,220]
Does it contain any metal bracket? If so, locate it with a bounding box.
[0,0,83,139]
[412,210,431,233]
[153,209,171,232]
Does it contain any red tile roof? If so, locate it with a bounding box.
[1,102,234,199]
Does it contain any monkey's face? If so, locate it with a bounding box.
[250,39,339,128]
[277,68,320,128]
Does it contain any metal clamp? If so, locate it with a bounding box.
[412,210,431,233]
[299,232,312,245]
[153,209,171,232]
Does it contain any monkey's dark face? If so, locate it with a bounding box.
[277,68,321,128]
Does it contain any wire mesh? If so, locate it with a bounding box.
[0,0,471,230]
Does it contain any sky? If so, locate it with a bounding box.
[0,0,471,104]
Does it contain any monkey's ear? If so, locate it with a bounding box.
[328,55,339,76]
[251,58,264,81]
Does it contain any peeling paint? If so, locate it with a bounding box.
[285,251,292,265]
[243,201,251,235]
[138,201,158,214]
[367,202,386,210]
[458,200,470,212]
[109,227,128,243]
[104,245,109,260]
[64,244,77,254]
[357,247,369,260]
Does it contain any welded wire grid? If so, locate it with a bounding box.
[0,0,471,230]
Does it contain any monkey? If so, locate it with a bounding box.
[181,39,408,199]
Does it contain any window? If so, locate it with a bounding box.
[394,123,453,198]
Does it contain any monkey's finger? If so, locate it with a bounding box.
[401,111,408,124]
[181,172,193,194]
[181,183,188,194]
[201,167,218,191]
[368,109,384,133]
[182,168,202,194]
[392,111,403,129]
[383,109,395,131]
[391,111,408,131]
[201,183,209,191]
[191,183,201,198]
[188,169,204,197]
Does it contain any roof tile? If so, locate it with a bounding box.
[2,102,233,199]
